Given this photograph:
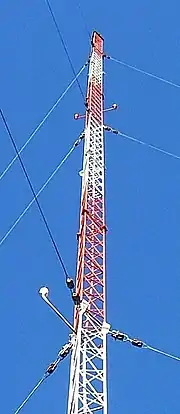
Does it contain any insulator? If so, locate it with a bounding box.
[117,333,126,341]
[112,129,118,134]
[58,343,72,359]
[60,350,69,359]
[131,339,144,348]
[79,132,85,140]
[104,125,111,131]
[111,330,126,341]
[74,139,80,147]
[66,278,75,290]
[46,362,57,374]
[72,292,81,306]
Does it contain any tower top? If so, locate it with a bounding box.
[92,30,104,41]
[91,31,104,54]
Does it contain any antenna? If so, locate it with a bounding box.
[67,31,110,414]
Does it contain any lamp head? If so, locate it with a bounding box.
[39,286,49,298]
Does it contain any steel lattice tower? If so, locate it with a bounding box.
[67,32,109,414]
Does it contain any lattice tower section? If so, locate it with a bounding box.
[67,32,108,414]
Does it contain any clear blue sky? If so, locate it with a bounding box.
[1,1,180,413]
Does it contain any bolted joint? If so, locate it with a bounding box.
[72,292,81,306]
[82,208,88,215]
[101,224,108,232]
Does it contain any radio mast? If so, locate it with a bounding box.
[67,31,109,414]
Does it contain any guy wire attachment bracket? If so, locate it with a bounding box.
[103,125,119,135]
